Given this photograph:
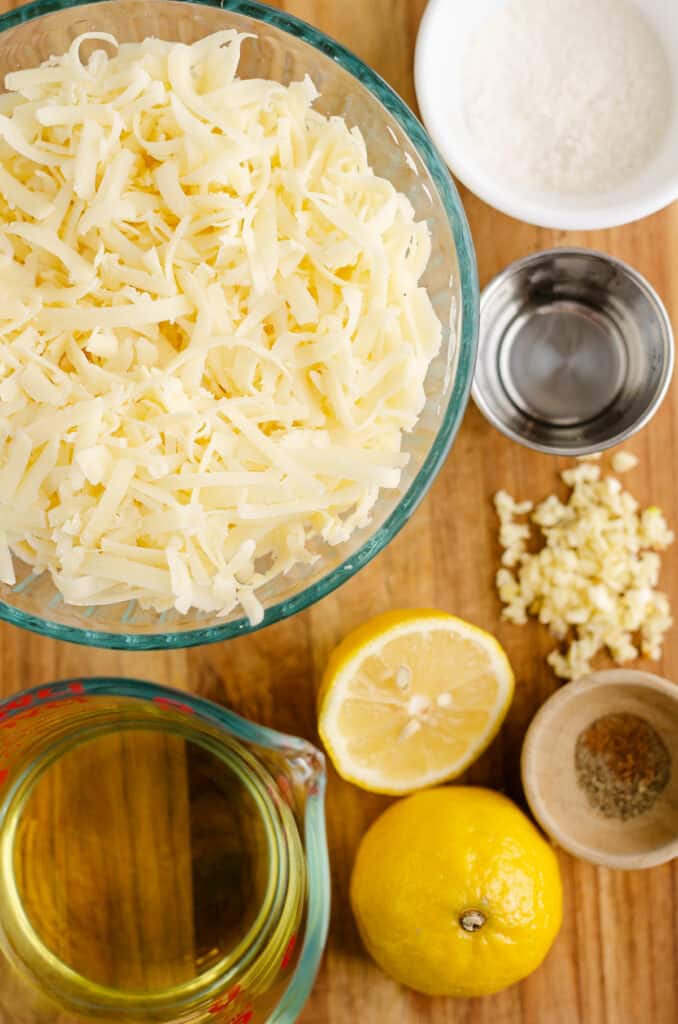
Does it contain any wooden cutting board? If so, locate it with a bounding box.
[0,1,676,1022]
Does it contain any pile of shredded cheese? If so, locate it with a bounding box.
[495,458,674,681]
[0,31,442,622]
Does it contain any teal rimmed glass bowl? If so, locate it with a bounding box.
[0,0,479,649]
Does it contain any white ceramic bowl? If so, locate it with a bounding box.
[415,0,678,230]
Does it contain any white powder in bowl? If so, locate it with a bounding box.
[462,0,673,195]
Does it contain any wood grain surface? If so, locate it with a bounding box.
[0,1,677,1022]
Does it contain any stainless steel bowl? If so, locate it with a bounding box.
[472,248,674,455]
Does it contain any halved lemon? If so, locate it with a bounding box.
[318,610,514,794]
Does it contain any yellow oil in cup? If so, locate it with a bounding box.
[0,680,329,1024]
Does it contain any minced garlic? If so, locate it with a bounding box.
[611,450,639,474]
[494,461,674,680]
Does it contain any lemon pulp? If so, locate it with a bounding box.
[318,610,514,793]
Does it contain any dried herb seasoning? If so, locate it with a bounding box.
[575,712,671,820]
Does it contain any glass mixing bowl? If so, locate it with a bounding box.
[0,0,479,649]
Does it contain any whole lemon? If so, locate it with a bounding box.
[350,787,562,996]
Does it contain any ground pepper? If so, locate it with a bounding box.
[574,712,671,820]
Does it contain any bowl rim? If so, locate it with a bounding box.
[471,245,675,456]
[0,0,480,649]
[521,669,678,870]
[414,0,678,231]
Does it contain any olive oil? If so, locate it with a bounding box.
[0,702,305,1021]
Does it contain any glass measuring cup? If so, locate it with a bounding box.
[0,678,330,1024]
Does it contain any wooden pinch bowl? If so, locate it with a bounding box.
[521,670,678,869]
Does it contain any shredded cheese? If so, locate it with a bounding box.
[0,31,442,622]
